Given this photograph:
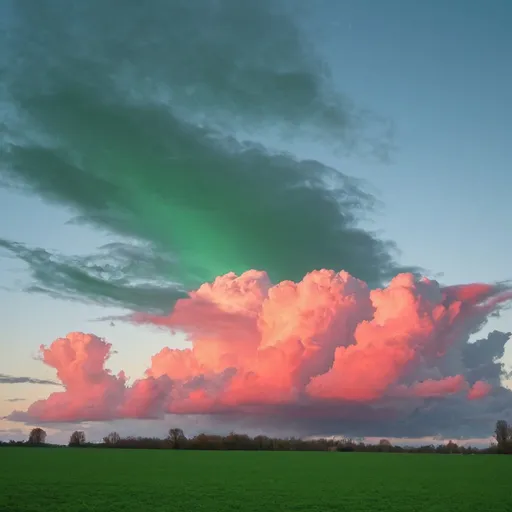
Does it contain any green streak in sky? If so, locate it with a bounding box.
[0,0,413,311]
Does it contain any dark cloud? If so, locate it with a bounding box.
[195,390,512,440]
[463,330,510,386]
[0,0,415,313]
[0,239,186,313]
[5,398,25,403]
[0,374,60,386]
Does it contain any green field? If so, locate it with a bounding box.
[1,448,511,511]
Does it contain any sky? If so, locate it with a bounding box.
[1,0,511,445]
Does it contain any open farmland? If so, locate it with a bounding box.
[1,448,511,512]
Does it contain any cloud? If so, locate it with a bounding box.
[0,239,187,313]
[8,269,512,438]
[0,427,25,441]
[467,381,492,401]
[0,374,60,386]
[0,0,413,312]
[5,398,25,403]
[462,329,510,386]
[7,333,172,423]
[2,1,510,441]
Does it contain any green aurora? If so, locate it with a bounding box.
[0,0,413,312]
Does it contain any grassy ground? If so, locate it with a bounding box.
[1,447,511,511]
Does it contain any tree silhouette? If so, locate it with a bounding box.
[445,441,459,454]
[168,428,186,449]
[494,420,512,453]
[28,427,47,445]
[103,432,120,446]
[379,439,392,452]
[69,431,86,446]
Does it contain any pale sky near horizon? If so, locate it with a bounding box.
[1,0,511,443]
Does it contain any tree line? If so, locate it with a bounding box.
[3,420,512,454]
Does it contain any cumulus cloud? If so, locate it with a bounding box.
[462,329,510,386]
[0,0,413,312]
[9,270,512,438]
[2,0,510,441]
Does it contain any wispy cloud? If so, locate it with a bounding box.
[0,374,60,386]
[0,0,411,313]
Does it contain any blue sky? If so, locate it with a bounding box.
[1,0,511,441]
[307,0,512,284]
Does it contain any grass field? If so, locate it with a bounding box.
[1,448,511,511]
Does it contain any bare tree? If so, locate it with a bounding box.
[103,431,120,446]
[69,431,86,446]
[28,427,47,445]
[168,428,186,449]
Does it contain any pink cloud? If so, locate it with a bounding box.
[9,270,511,424]
[467,381,492,400]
